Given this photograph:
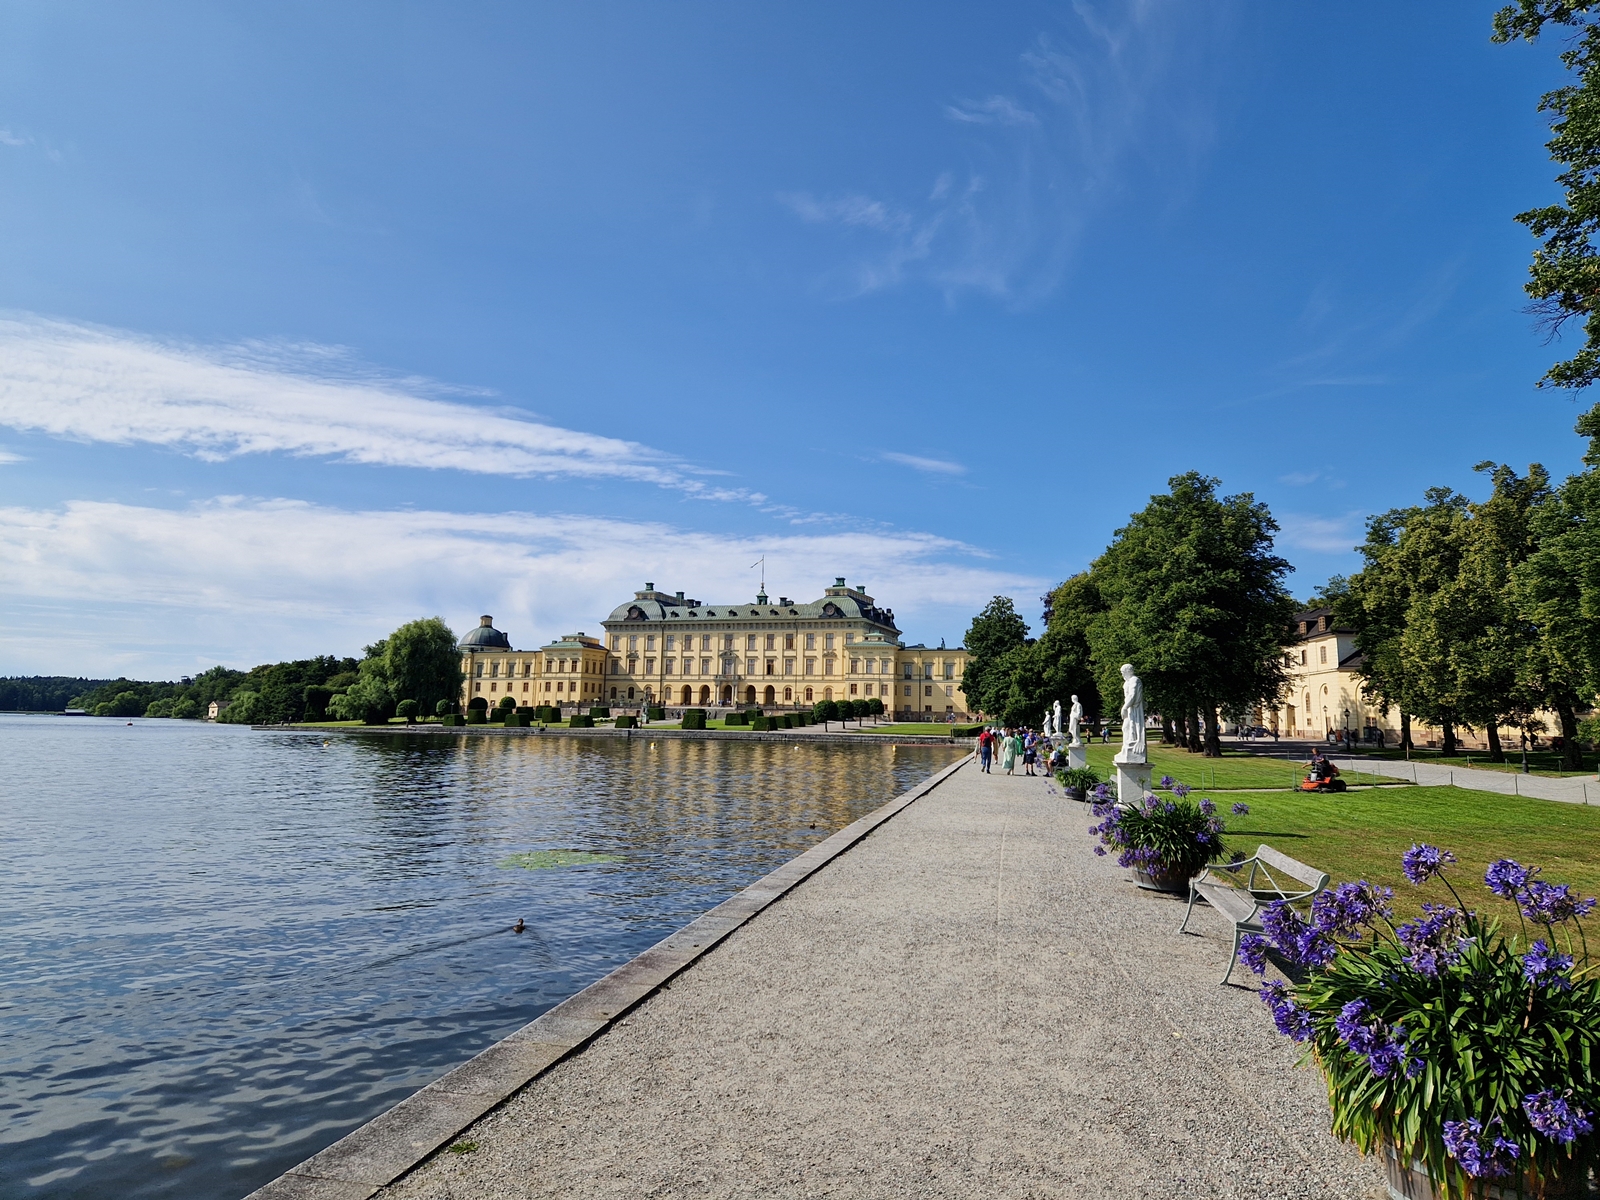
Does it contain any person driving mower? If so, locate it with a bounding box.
[1299,748,1347,793]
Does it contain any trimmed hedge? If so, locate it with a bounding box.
[468,696,489,712]
[569,714,594,728]
[589,705,610,718]
[723,710,747,726]
[503,712,529,728]
[614,714,638,729]
[646,706,665,721]
[952,723,984,737]
[750,715,772,731]
[440,713,465,727]
[467,710,487,725]
[680,708,706,730]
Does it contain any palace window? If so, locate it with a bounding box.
[610,635,620,650]
[544,682,551,692]
[784,634,794,650]
[945,663,954,679]
[475,662,484,677]
[474,682,481,692]
[646,636,656,652]
[1319,645,1327,664]
[523,682,530,692]
[805,633,816,650]
[765,659,775,675]
[644,658,655,673]
[765,634,775,651]
[850,658,860,673]
[724,635,735,650]
[490,661,499,677]
[784,687,793,700]
[664,658,675,675]
[1299,649,1307,665]
[945,685,953,697]
[700,658,711,675]
[784,657,794,674]
[805,657,816,675]
[610,658,620,674]
[555,681,563,692]
[824,658,834,675]
[629,636,639,652]
[628,657,638,674]
[844,633,855,644]
[850,683,858,695]
[824,634,835,650]
[746,634,757,651]
[490,681,497,692]
[903,663,913,679]
[923,665,933,680]
[904,685,912,697]
[805,687,814,702]
[746,657,757,675]
[665,635,675,651]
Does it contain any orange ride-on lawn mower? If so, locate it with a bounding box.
[1299,757,1347,793]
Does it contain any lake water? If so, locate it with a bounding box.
[0,716,963,1200]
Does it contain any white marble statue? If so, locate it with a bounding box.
[1050,699,1062,741]
[1114,664,1146,763]
[1068,695,1083,746]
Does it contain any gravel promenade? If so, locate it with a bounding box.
[382,759,1386,1200]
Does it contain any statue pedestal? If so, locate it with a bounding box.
[1113,757,1151,804]
[1067,742,1087,770]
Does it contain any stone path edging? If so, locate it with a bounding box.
[241,754,974,1200]
[1245,750,1598,805]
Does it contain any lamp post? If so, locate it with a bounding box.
[1521,728,1530,775]
[1343,708,1350,751]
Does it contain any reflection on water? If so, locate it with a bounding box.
[0,717,962,1200]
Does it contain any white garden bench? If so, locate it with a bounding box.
[1179,844,1330,984]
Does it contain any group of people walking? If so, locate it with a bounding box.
[975,725,1061,776]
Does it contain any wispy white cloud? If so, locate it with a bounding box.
[0,497,1042,675]
[1279,471,1320,486]
[782,1,1230,304]
[944,95,1038,126]
[0,315,761,501]
[1277,511,1365,555]
[882,451,967,476]
[0,129,30,147]
[0,446,22,464]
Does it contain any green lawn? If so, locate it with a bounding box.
[1074,743,1402,791]
[850,723,962,737]
[1211,783,1600,922]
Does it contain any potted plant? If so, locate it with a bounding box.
[1056,766,1101,802]
[1087,777,1244,893]
[1243,846,1598,1198]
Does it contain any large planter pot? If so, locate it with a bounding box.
[1131,866,1190,893]
[1381,1139,1586,1200]
[1063,786,1086,802]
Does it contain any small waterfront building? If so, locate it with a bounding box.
[457,581,974,718]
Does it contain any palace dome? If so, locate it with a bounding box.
[459,615,511,650]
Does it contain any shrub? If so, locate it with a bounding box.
[1088,777,1228,880]
[143,698,174,718]
[646,706,665,721]
[812,699,839,722]
[751,715,772,731]
[171,697,201,720]
[615,714,638,729]
[867,697,884,716]
[569,714,594,728]
[680,709,706,730]
[1251,848,1600,1198]
[792,711,808,726]
[467,709,487,724]
[396,699,420,723]
[440,713,464,726]
[1056,766,1101,792]
[779,714,794,729]
[498,695,516,711]
[724,710,747,726]
[435,698,454,717]
[468,696,488,712]
[589,705,611,718]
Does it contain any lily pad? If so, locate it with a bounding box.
[500,850,624,870]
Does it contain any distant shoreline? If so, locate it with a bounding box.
[255,723,969,748]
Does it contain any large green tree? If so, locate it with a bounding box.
[1085,472,1297,757]
[960,596,1029,717]
[382,617,463,715]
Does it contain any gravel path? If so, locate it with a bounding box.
[382,760,1386,1200]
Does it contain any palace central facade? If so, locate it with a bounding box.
[459,578,971,717]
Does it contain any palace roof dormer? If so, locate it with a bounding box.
[603,578,897,632]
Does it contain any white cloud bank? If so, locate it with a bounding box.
[0,498,1041,676]
[0,315,759,500]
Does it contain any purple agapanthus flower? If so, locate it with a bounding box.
[1158,774,1175,790]
[1523,1090,1594,1144]
[1238,934,1269,975]
[1396,904,1472,978]
[1485,858,1533,898]
[1333,999,1409,1078]
[1232,802,1250,815]
[1092,845,1107,857]
[1260,980,1311,1041]
[1520,881,1598,926]
[1199,797,1216,816]
[1171,782,1190,798]
[1311,881,1393,940]
[1522,940,1574,990]
[1443,1118,1520,1179]
[1260,900,1337,968]
[1401,844,1456,886]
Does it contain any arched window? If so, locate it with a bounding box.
[823,687,833,700]
[764,685,775,705]
[783,687,792,701]
[804,687,813,702]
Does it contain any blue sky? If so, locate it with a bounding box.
[0,1,1591,677]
